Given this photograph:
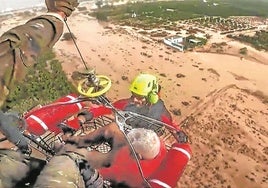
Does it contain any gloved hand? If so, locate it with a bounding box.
[45,0,79,17]
[77,111,94,125]
[173,130,189,143]
[57,123,76,135]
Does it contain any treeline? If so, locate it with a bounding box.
[227,30,268,51]
[91,0,268,23]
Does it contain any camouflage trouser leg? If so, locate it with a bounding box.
[34,153,104,188]
[0,149,30,188]
[33,155,85,188]
[65,152,104,188]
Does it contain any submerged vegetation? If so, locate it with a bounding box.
[228,31,268,51]
[92,0,268,23]
[92,0,268,51]
[4,51,76,112]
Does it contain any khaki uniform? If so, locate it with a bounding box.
[0,14,64,108]
[34,155,85,188]
[0,149,30,188]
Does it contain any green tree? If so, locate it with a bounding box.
[96,0,103,9]
[239,47,248,55]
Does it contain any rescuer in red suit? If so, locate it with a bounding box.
[88,73,176,135]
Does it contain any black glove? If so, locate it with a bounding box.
[78,111,94,124]
[173,130,189,143]
[58,123,76,135]
[78,161,104,188]
[45,0,79,17]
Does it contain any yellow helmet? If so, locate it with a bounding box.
[129,73,159,104]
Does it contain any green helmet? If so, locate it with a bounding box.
[129,73,159,104]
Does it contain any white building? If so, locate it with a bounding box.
[163,36,185,51]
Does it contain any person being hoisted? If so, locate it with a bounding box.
[86,73,174,135]
[75,72,188,144]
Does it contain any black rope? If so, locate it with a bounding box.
[64,20,89,70]
[98,96,152,188]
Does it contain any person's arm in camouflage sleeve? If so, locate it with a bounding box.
[0,0,79,108]
[0,111,29,154]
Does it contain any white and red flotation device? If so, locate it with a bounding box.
[22,92,192,187]
[148,143,191,188]
[24,94,85,136]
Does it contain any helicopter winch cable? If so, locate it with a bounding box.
[63,17,151,187]
[98,96,152,188]
[64,19,89,70]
